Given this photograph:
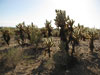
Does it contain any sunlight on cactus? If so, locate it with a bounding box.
[45,38,54,48]
[45,20,52,37]
[44,37,54,57]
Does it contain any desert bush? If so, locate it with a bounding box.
[30,26,43,48]
[0,27,15,37]
[0,48,23,73]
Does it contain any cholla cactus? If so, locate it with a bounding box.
[25,26,31,41]
[71,35,78,56]
[15,22,26,45]
[55,10,69,28]
[88,30,96,52]
[14,29,21,45]
[30,25,43,48]
[88,27,99,53]
[77,24,88,41]
[67,19,75,43]
[44,38,54,57]
[54,10,70,53]
[89,32,94,52]
[73,29,79,45]
[45,20,52,37]
[2,30,10,45]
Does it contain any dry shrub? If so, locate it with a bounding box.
[30,27,43,48]
[0,47,23,73]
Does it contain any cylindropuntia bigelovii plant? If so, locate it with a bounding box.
[16,23,26,45]
[2,30,10,45]
[44,37,54,57]
[45,20,52,37]
[54,10,70,53]
[88,31,95,53]
[25,26,31,41]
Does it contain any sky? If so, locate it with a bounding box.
[0,0,100,28]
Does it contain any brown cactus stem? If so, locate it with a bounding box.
[48,48,51,58]
[89,35,94,53]
[3,31,10,46]
[69,33,73,44]
[27,33,31,41]
[71,40,75,57]
[60,27,69,53]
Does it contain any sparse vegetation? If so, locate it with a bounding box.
[30,24,43,48]
[0,48,23,73]
[0,10,100,75]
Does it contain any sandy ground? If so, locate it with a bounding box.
[0,37,100,75]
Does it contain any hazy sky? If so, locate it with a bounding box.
[0,0,100,28]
